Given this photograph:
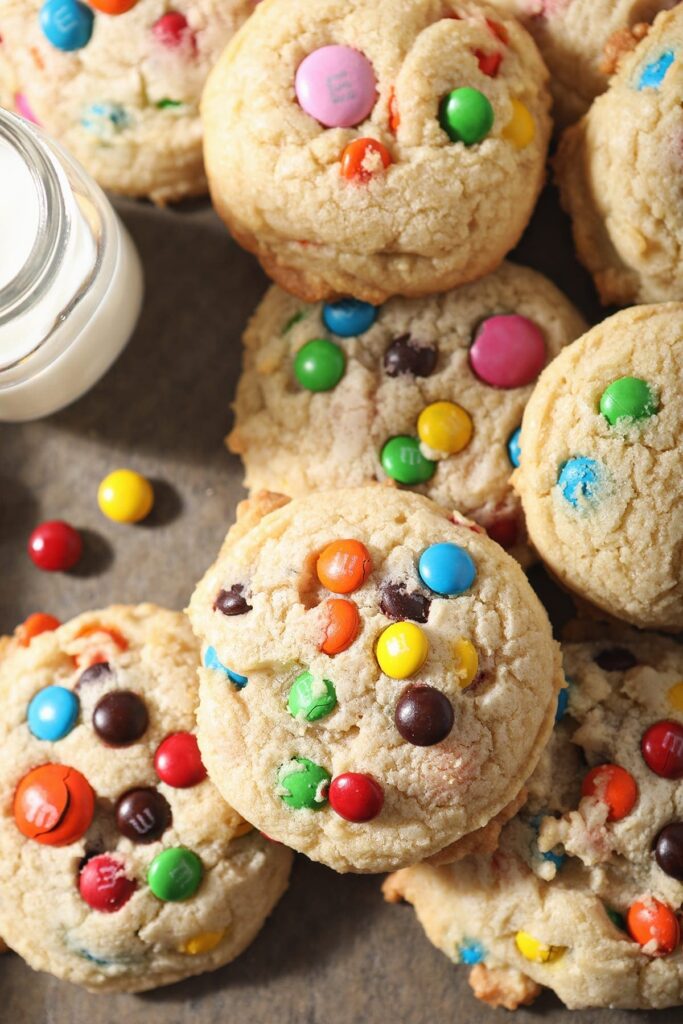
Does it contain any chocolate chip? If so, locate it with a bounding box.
[383,335,437,378]
[75,662,112,690]
[380,582,431,623]
[92,690,148,747]
[594,648,638,672]
[654,822,683,880]
[214,584,252,616]
[115,787,172,844]
[395,684,454,746]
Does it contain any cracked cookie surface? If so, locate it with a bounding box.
[0,604,292,992]
[188,487,562,874]
[385,632,683,1011]
[201,0,551,302]
[514,303,683,631]
[0,0,251,202]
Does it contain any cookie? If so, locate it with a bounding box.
[201,0,551,303]
[556,6,683,305]
[384,632,683,1011]
[188,487,563,874]
[513,304,683,632]
[228,262,586,565]
[488,0,675,127]
[0,604,293,992]
[0,1,251,203]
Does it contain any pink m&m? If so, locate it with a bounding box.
[295,45,377,128]
[469,314,546,389]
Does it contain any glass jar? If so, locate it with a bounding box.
[0,108,143,421]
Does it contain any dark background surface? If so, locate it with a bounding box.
[0,193,676,1023]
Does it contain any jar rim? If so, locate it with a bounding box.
[0,109,68,328]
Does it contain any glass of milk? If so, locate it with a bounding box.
[0,108,143,421]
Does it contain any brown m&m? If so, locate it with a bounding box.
[92,690,149,746]
[115,787,172,844]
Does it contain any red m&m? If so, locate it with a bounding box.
[627,897,680,956]
[581,764,638,821]
[79,855,136,913]
[28,520,82,572]
[155,732,207,788]
[152,11,195,50]
[329,772,384,822]
[641,720,683,779]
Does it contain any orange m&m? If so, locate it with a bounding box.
[317,540,372,594]
[16,612,61,647]
[73,623,128,668]
[581,764,638,821]
[341,138,392,182]
[320,599,360,655]
[89,0,139,13]
[14,764,95,846]
[627,897,680,956]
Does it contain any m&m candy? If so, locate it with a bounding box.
[340,137,392,182]
[376,621,428,679]
[594,647,637,671]
[380,436,436,485]
[97,469,154,524]
[627,897,680,956]
[394,684,454,746]
[152,11,195,49]
[379,582,431,623]
[27,685,79,742]
[92,690,149,746]
[203,646,248,688]
[16,613,61,646]
[417,402,473,455]
[178,930,226,956]
[40,0,94,52]
[287,671,337,722]
[79,855,136,913]
[319,598,360,654]
[328,772,383,822]
[637,50,674,90]
[557,457,602,508]
[214,584,252,616]
[322,299,377,337]
[469,315,545,389]
[294,339,345,392]
[418,542,476,596]
[507,427,521,468]
[316,539,372,593]
[515,930,565,963]
[599,376,657,426]
[383,336,437,378]
[502,99,535,148]
[581,763,638,821]
[28,520,82,572]
[278,757,330,810]
[147,847,203,902]
[295,45,377,128]
[641,720,683,779]
[115,787,172,843]
[654,822,683,880]
[14,763,95,845]
[439,87,494,145]
[453,638,478,689]
[155,732,207,788]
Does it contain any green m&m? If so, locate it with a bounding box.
[147,847,203,901]
[439,87,494,145]
[381,436,436,485]
[599,376,657,426]
[278,757,330,809]
[287,671,337,722]
[293,339,345,392]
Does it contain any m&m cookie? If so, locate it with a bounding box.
[0,1,251,202]
[384,632,683,1011]
[514,305,683,631]
[488,0,673,127]
[0,605,292,992]
[188,487,563,873]
[201,0,551,302]
[228,263,585,564]
[557,6,683,304]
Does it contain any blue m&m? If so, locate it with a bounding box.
[418,542,476,596]
[40,0,94,52]
[28,685,79,741]
[322,299,378,337]
[203,646,248,688]
[457,938,486,965]
[507,427,521,468]
[637,50,674,90]
[555,679,572,722]
[557,457,601,508]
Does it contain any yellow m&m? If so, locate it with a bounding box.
[667,682,683,712]
[502,100,535,149]
[417,402,472,455]
[178,929,226,956]
[376,622,428,680]
[97,469,154,524]
[515,930,565,964]
[453,639,478,689]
